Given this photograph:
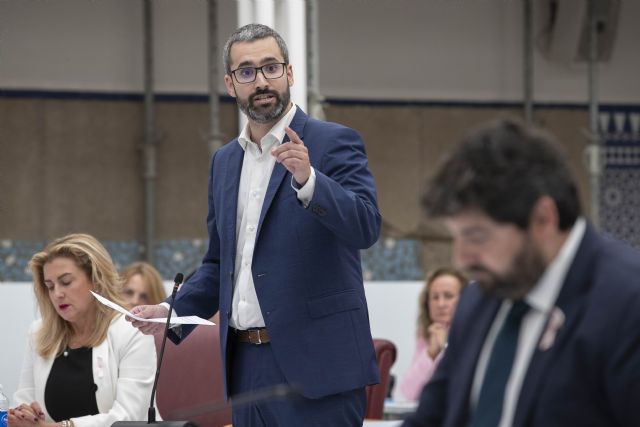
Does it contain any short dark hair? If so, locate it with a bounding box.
[423,118,581,230]
[223,23,289,74]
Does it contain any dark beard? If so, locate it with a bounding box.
[237,86,290,124]
[467,238,547,300]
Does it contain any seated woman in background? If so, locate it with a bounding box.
[10,233,157,427]
[120,261,167,309]
[399,267,467,401]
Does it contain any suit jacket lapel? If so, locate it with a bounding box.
[256,108,308,237]
[221,142,244,248]
[512,225,599,427]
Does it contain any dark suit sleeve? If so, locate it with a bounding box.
[401,361,449,427]
[604,288,640,425]
[305,125,381,249]
[401,320,459,427]
[167,152,222,343]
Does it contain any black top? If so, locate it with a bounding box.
[45,347,99,421]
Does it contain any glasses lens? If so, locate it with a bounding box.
[262,63,284,79]
[235,67,256,83]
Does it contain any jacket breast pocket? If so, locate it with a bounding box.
[307,289,363,319]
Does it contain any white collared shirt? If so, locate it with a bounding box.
[230,104,316,329]
[470,217,587,427]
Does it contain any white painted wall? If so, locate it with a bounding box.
[0,0,638,103]
[0,284,41,403]
[0,281,422,403]
[365,281,424,401]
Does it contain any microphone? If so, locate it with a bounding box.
[112,273,195,427]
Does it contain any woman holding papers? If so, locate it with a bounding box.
[10,233,157,427]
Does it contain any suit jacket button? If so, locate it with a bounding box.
[312,205,326,216]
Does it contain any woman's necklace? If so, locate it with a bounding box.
[65,332,90,357]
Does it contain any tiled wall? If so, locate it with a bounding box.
[0,237,424,282]
[600,106,640,248]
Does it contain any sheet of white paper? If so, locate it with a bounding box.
[91,291,215,325]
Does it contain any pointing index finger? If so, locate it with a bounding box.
[285,126,303,145]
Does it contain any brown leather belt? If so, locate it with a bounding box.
[234,328,270,345]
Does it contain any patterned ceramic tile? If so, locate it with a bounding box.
[599,107,640,250]
[0,238,422,282]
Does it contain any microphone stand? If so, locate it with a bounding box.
[112,273,198,427]
[148,272,183,423]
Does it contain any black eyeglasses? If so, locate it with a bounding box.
[230,62,287,84]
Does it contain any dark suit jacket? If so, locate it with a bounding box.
[403,224,640,427]
[168,108,381,399]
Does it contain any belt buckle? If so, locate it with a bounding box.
[250,329,262,345]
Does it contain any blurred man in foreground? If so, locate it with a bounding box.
[403,118,640,427]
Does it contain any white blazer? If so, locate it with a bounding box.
[13,315,157,427]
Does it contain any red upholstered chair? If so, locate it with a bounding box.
[154,325,232,427]
[365,338,397,419]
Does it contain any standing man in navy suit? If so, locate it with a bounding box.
[403,119,640,427]
[129,23,381,426]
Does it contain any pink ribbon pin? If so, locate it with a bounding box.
[538,307,565,351]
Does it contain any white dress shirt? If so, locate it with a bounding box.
[230,104,316,329]
[470,217,586,427]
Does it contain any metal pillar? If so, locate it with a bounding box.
[306,0,324,120]
[523,0,534,124]
[586,0,601,228]
[237,0,255,26]
[255,0,275,27]
[208,0,224,156]
[143,0,156,264]
[276,0,307,112]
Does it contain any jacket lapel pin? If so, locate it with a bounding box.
[538,306,565,351]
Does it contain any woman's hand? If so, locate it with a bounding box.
[8,402,44,427]
[9,403,64,427]
[426,322,449,359]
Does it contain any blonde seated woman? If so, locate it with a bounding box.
[10,234,157,427]
[120,262,167,309]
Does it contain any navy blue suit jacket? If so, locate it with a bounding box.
[403,224,640,427]
[168,108,381,399]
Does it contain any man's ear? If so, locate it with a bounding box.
[224,74,237,98]
[529,196,559,240]
[287,63,294,87]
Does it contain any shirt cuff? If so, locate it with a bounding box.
[159,302,181,334]
[291,167,316,208]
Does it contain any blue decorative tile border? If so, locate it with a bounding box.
[599,107,640,250]
[0,239,45,281]
[0,239,206,282]
[361,238,423,281]
[0,238,423,282]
